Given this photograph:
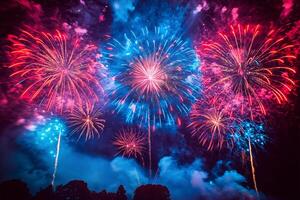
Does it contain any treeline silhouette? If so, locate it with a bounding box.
[0,179,171,200]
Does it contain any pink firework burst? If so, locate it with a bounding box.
[113,129,146,158]
[189,97,240,151]
[198,24,297,119]
[130,54,168,95]
[7,28,102,112]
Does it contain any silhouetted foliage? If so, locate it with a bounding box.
[92,189,119,200]
[32,185,54,200]
[0,180,133,200]
[133,184,171,200]
[0,179,32,200]
[0,180,174,200]
[55,180,93,200]
[116,185,127,200]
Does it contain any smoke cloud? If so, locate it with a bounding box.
[110,0,137,22]
[0,131,258,200]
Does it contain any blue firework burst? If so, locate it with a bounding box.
[101,26,201,129]
[20,117,66,158]
[230,121,267,153]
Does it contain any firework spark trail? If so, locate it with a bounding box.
[199,24,296,119]
[147,113,152,177]
[103,26,200,176]
[67,103,105,141]
[51,128,62,188]
[8,28,102,112]
[248,137,259,198]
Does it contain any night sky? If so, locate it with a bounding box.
[0,0,300,200]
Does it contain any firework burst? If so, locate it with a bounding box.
[8,28,102,112]
[102,26,200,128]
[199,24,296,119]
[67,103,105,141]
[230,121,267,154]
[113,129,146,159]
[189,98,240,151]
[130,54,167,95]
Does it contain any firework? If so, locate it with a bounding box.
[21,117,66,187]
[8,28,101,112]
[113,129,146,159]
[199,24,296,119]
[67,103,105,141]
[130,54,168,95]
[102,26,200,127]
[230,121,267,197]
[189,98,239,151]
[102,26,200,176]
[34,118,65,155]
[230,121,267,153]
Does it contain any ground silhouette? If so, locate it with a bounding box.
[133,184,171,200]
[0,179,171,200]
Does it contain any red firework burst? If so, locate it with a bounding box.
[198,24,297,119]
[7,28,102,112]
[113,129,146,158]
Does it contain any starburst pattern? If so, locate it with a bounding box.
[102,26,200,128]
[67,103,105,140]
[8,28,101,112]
[199,24,296,119]
[113,129,146,158]
[189,98,240,150]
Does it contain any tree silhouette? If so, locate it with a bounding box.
[0,180,31,200]
[55,180,93,200]
[133,184,171,200]
[116,185,127,200]
[0,179,173,200]
[32,185,55,200]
